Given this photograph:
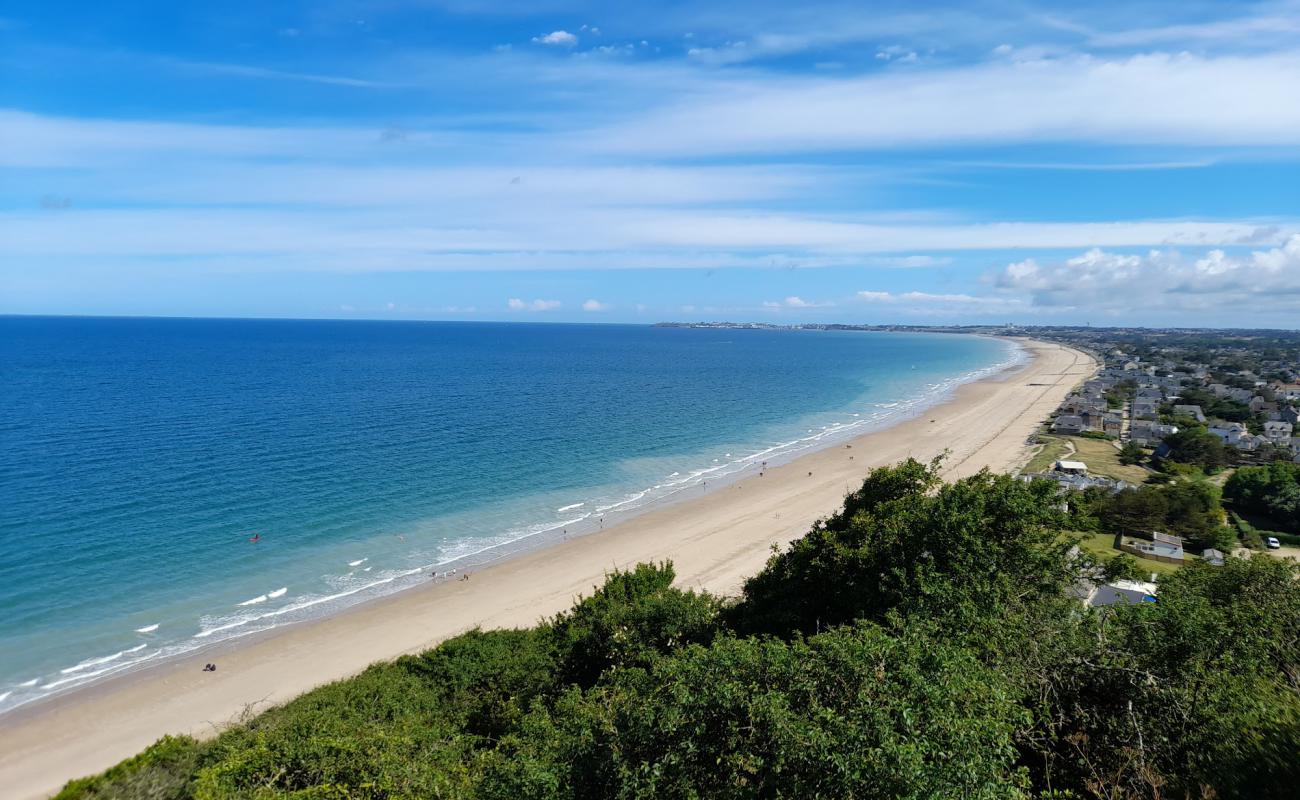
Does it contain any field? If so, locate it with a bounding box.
[1066,436,1152,484]
[1022,434,1150,484]
[1023,435,1073,474]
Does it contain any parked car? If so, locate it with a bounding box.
[1266,536,1282,550]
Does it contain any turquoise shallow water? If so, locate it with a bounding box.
[0,318,1021,712]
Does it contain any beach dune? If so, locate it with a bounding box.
[0,338,1093,799]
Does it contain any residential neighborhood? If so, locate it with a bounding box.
[1010,327,1300,604]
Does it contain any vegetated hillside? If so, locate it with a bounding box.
[59,460,1300,799]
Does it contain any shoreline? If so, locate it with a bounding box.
[0,338,1095,799]
[0,331,1023,717]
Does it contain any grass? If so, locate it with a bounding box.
[1023,435,1073,474]
[1064,436,1152,484]
[1069,531,1184,577]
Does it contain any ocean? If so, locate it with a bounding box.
[0,317,1022,712]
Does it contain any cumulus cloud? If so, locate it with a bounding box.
[581,298,609,311]
[508,297,562,311]
[532,30,578,46]
[992,235,1300,313]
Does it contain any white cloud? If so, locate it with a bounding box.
[588,52,1300,156]
[854,289,1026,316]
[508,297,562,311]
[533,30,578,46]
[856,291,894,302]
[765,295,833,309]
[992,235,1300,314]
[581,298,609,311]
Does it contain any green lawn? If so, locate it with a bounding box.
[1023,435,1072,474]
[1066,436,1152,484]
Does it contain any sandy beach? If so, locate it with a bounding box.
[0,338,1094,799]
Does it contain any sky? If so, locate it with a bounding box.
[2,0,1299,327]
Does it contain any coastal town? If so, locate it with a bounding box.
[1013,327,1300,606]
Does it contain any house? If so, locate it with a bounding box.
[1264,421,1294,442]
[1135,388,1164,402]
[1210,385,1253,403]
[1278,406,1299,425]
[1101,413,1123,438]
[1087,579,1159,607]
[1019,471,1131,494]
[1208,422,1248,445]
[1122,532,1185,563]
[1060,395,1107,416]
[1201,548,1226,567]
[1132,400,1159,420]
[1273,382,1300,401]
[1233,433,1262,452]
[1249,397,1278,415]
[1052,415,1087,435]
[1173,404,1206,423]
[1055,460,1088,475]
[1129,420,1177,445]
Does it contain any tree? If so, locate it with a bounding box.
[481,623,1032,800]
[1160,427,1227,470]
[728,459,1074,638]
[1118,440,1145,465]
[1102,486,1169,535]
[548,562,721,686]
[1225,462,1300,532]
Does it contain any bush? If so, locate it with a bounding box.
[54,736,207,800]
[57,461,1300,800]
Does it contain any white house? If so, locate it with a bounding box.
[1130,420,1177,445]
[1208,422,1248,445]
[1264,421,1294,441]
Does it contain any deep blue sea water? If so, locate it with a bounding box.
[0,317,1020,712]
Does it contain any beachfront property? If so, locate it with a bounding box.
[1055,460,1088,475]
[1019,470,1131,493]
[1051,414,1087,435]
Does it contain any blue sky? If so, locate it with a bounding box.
[3,0,1299,326]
